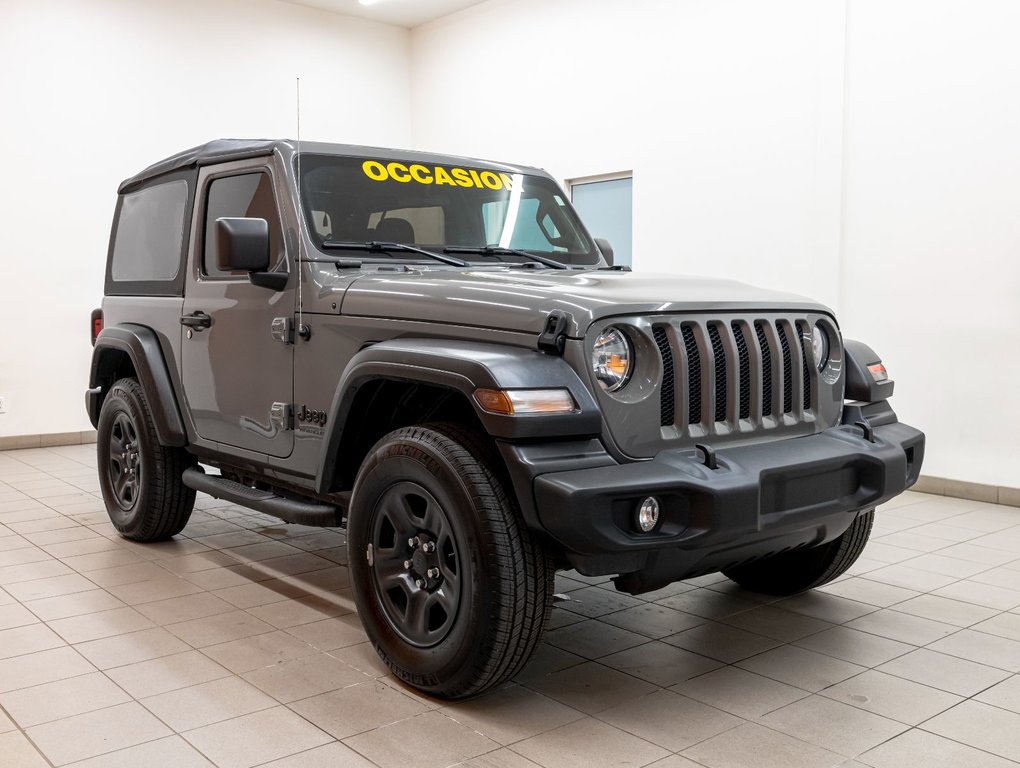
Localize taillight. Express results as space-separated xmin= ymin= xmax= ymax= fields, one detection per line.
xmin=91 ymin=308 xmax=103 ymax=346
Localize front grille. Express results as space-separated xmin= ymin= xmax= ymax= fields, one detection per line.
xmin=655 ymin=314 xmax=816 ymax=433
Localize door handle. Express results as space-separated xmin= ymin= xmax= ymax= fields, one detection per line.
xmin=180 ymin=311 xmax=213 ymax=330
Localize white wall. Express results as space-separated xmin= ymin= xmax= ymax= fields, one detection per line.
xmin=0 ymin=0 xmax=410 ymax=438
xmin=411 ymin=0 xmax=1020 ymax=487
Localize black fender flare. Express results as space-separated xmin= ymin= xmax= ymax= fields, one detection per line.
xmin=87 ymin=324 xmax=187 ymax=447
xmin=844 ymin=339 xmax=895 ymax=403
xmin=314 ymin=338 xmax=602 ymax=494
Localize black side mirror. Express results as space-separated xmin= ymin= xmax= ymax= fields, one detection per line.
xmin=595 ymin=237 xmax=614 ymax=266
xmin=216 ymin=217 xmax=287 ymax=290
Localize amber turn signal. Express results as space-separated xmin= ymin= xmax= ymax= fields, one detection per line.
xmin=474 ymin=388 xmax=577 ymax=415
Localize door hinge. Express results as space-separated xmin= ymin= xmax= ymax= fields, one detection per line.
xmin=271 ymin=317 xmax=294 ymax=344
xmin=270 ymin=402 xmax=292 ymax=431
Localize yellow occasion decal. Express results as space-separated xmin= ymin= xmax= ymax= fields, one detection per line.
xmin=362 ymin=160 xmax=514 ymax=191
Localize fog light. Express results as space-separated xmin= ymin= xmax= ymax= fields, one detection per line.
xmin=636 ymin=497 xmax=660 ymax=532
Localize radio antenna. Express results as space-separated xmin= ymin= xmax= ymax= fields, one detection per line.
xmin=295 ymin=77 xmax=307 ymax=340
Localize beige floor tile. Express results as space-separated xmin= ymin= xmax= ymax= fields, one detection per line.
xmin=48 ymin=606 xmax=155 ymax=644
xmin=329 ymin=641 xmax=395 ymax=679
xmin=845 ymin=608 xmax=957 ymax=645
xmin=439 ymin=683 xmax=583 ymax=745
xmin=85 ymin=562 xmax=169 ymax=588
xmin=157 ymin=550 xmax=240 ymax=575
xmin=453 ymin=748 xmax=544 ymax=768
xmin=203 ymin=629 xmax=318 ymax=674
xmin=923 ymin=700 xmax=1020 ymax=762
xmin=134 ymin=592 xmax=235 ymax=626
xmin=0 ymin=602 xmax=39 ymax=630
xmin=598 ymin=689 xmax=740 ymax=752
xmin=793 ymin=625 xmax=914 ymax=668
xmin=971 ymin=612 xmax=1020 ymax=643
xmin=862 ymin=563 xmax=959 ymax=592
xmin=344 ymin=711 xmax=499 ymax=768
xmin=655 ymin=589 xmax=760 ymax=619
xmin=662 ymin=621 xmax=781 ymax=663
xmin=0 ymin=559 xmax=74 ymax=587
xmin=775 ymin=591 xmax=877 ymax=624
xmin=0 ymin=646 xmax=96 ymax=692
xmin=543 ymin=619 xmax=648 ymax=659
xmin=927 ymin=629 xmax=1020 ymax=672
xmin=822 ymin=669 xmax=962 ymax=725
xmin=4 ymin=572 xmax=97 ymax=602
xmin=107 ymin=576 xmax=206 ymax=605
xmin=891 ymin=593 xmax=999 ymax=627
xmin=62 ymin=549 xmax=146 ymax=573
xmin=27 ymin=701 xmax=172 ymax=765
xmin=860 ymin=728 xmax=1018 ymax=768
xmin=0 ymin=707 xmax=13 ymax=733
xmin=62 ymin=735 xmax=216 ymax=768
xmin=737 ymin=644 xmax=865 ymax=692
xmin=24 ymin=588 xmax=126 ymax=621
xmin=599 ymin=640 xmax=722 ymax=687
xmin=975 ymin=674 xmax=1020 ymax=713
xmin=721 ymin=605 xmax=833 ymax=643
xmin=248 ymin=553 xmax=337 ymax=578
xmin=212 ymin=579 xmax=308 ymax=609
xmin=759 ymin=695 xmax=908 ymax=757
xmin=166 ymin=610 xmax=274 ymax=648
xmin=224 ymin=541 xmax=305 ymax=564
xmin=0 ymin=730 xmax=51 ymax=768
xmin=524 ymin=660 xmax=656 ymax=715
xmin=247 ymin=594 xmax=350 ymax=629
xmin=75 ymin=626 xmax=191 ymax=669
xmin=598 ymin=602 xmax=705 ymax=639
xmin=0 ymin=546 xmax=52 ymax=568
xmin=42 ymin=537 xmax=125 ymax=559
xmin=512 ymin=716 xmax=668 ymax=768
xmin=291 ymin=679 xmax=431 ymax=739
xmin=681 ymin=721 xmax=843 ymax=768
xmin=816 ymin=577 xmax=919 ymax=607
xmin=106 ymin=650 xmax=231 ymax=699
xmin=877 ymin=647 xmax=1012 ymax=697
xmin=556 ymin=585 xmax=644 ymax=619
xmin=183 ymin=706 xmax=333 ymax=768
xmin=180 ymin=563 xmax=274 ymax=591
xmin=903 ymin=553 xmax=991 ymax=578
xmin=670 ymin=666 xmax=808 ymax=719
xmin=242 ymin=652 xmax=367 ymax=702
xmin=142 ymin=675 xmax=276 ymax=731
xmin=255 ymin=741 xmax=376 ymax=768
xmin=0 ymin=671 xmax=130 ymax=728
xmin=933 ymin=581 xmax=1020 ymax=611
xmin=0 ymin=622 xmax=65 ymax=659
xmin=285 ymin=614 xmax=367 ymax=651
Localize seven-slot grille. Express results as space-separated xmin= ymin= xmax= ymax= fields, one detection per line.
xmin=653 ymin=317 xmax=815 ymax=431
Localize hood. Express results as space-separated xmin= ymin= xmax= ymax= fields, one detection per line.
xmin=338 ymin=268 xmax=834 ymax=336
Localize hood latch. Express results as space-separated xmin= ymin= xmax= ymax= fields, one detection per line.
xmin=537 ymin=311 xmax=573 ymax=356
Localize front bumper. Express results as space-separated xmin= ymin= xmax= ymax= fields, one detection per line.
xmin=515 ymin=419 xmax=923 ymax=593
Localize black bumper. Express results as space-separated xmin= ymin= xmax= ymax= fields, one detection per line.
xmin=508 ymin=419 xmax=924 ymax=593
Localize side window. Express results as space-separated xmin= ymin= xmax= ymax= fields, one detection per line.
xmin=111 ymin=179 xmax=188 ymax=282
xmin=203 ymin=172 xmax=284 ymax=278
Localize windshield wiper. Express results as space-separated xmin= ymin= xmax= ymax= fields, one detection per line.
xmin=443 ymin=245 xmax=569 ymax=270
xmin=322 ymin=240 xmax=468 ymax=267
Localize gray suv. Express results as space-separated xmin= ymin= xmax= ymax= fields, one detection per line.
xmin=87 ymin=139 xmax=924 ymax=698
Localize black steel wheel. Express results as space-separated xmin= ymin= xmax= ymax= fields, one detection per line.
xmin=97 ymin=378 xmax=195 ymax=541
xmin=348 ymin=424 xmax=553 ymax=699
xmin=723 ymin=509 xmax=874 ymax=595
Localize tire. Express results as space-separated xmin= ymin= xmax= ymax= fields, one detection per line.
xmin=348 ymin=424 xmax=554 ymax=699
xmin=97 ymin=377 xmax=195 ymax=541
xmin=722 ymin=510 xmax=874 ymax=596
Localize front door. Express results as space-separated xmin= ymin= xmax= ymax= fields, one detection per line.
xmin=181 ymin=163 xmax=294 ymax=458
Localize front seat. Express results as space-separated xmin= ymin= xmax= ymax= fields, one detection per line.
xmin=372 ymin=217 xmax=415 ymax=243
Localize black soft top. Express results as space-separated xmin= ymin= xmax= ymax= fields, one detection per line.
xmin=118 ymin=139 xmax=544 ymax=194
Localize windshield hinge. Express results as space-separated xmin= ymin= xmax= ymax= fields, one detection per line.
xmin=537 ymin=311 xmax=573 ymax=356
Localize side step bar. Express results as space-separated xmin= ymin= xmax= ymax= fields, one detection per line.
xmin=182 ymin=467 xmax=342 ymax=527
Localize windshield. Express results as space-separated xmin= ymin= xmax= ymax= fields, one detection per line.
xmin=298 ymin=154 xmax=599 ymax=265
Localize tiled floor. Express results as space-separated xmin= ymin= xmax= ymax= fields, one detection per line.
xmin=0 ymin=445 xmax=1019 ymax=768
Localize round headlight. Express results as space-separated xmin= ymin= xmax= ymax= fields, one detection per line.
xmin=811 ymin=325 xmax=830 ymax=371
xmin=592 ymin=327 xmax=633 ymax=392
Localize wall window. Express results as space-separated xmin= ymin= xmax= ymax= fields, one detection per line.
xmin=569 ymin=174 xmax=633 ymax=267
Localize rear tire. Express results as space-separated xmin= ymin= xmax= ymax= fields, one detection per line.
xmin=723 ymin=510 xmax=874 ymax=595
xmin=97 ymin=378 xmax=195 ymax=541
xmin=348 ymin=424 xmax=553 ymax=699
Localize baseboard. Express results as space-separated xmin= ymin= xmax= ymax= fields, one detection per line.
xmin=914 ymin=474 xmax=1020 ymax=509
xmin=0 ymin=431 xmax=97 ymax=450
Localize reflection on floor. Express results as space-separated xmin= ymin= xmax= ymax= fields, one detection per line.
xmin=1 ymin=444 xmax=1019 ymax=768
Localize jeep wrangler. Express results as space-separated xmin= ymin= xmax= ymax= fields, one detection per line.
xmin=87 ymin=139 xmax=924 ymax=698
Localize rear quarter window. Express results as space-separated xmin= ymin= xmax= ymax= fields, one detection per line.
xmin=105 ymin=172 xmax=194 ymax=296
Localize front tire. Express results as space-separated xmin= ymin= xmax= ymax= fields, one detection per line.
xmin=348 ymin=424 xmax=553 ymax=699
xmin=723 ymin=509 xmax=874 ymax=595
xmin=97 ymin=378 xmax=195 ymax=541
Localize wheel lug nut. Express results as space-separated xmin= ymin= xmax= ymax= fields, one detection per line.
xmin=415 ymin=579 xmax=425 ymax=589
xmin=427 ymin=568 xmax=439 ymax=578
xmin=424 ymin=542 xmax=435 ymax=553
xmin=403 ymin=560 xmax=411 ymax=569
xmin=408 ymin=537 xmax=418 ymax=548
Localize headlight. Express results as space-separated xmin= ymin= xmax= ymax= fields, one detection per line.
xmin=592 ymin=327 xmax=633 ymax=392
xmin=811 ymin=325 xmax=830 ymax=371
